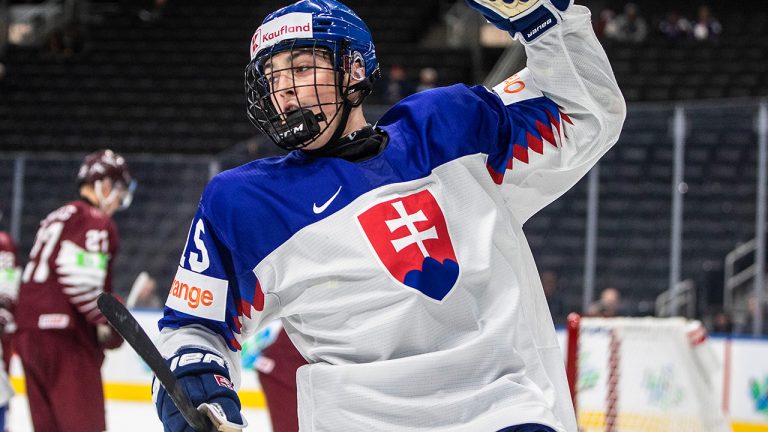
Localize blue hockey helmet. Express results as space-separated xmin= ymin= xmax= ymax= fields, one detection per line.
xmin=245 ymin=0 xmax=380 ymax=150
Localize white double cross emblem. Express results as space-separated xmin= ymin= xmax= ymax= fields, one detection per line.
xmin=385 ymin=201 xmax=438 ymax=257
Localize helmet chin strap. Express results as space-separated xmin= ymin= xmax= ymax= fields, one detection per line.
xmin=322 ymin=66 xmax=372 ymax=146
xmin=325 ymin=99 xmax=353 ymax=146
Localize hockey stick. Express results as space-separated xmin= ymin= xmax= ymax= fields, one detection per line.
xmin=126 ymin=271 xmax=150 ymax=308
xmin=96 ymin=292 xmax=215 ymax=432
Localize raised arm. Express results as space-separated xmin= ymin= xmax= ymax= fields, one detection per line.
xmin=468 ymin=0 xmax=626 ymax=223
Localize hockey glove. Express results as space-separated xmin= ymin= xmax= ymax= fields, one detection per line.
xmin=96 ymin=323 xmax=124 ymax=349
xmin=154 ymin=348 xmax=247 ymax=432
xmin=465 ymin=0 xmax=573 ymax=43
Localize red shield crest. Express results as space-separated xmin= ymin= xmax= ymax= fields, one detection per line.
xmin=357 ymin=190 xmax=459 ymax=301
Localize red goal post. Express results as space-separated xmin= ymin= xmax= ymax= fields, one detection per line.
xmin=566 ymin=313 xmax=731 ymax=432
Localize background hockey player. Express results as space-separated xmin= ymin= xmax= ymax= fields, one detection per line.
xmin=0 ymin=212 xmax=20 ymax=432
xmin=255 ymin=324 xmax=306 ymax=432
xmin=154 ymin=0 xmax=625 ymax=430
xmin=15 ymin=150 xmax=135 ymax=432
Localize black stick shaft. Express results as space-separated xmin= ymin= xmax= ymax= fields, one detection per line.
xmin=97 ymin=293 xmax=215 ymax=432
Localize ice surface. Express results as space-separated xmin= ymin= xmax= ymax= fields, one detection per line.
xmin=8 ymin=396 xmax=272 ymax=431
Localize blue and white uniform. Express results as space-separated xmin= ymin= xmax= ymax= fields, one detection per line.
xmin=158 ymin=6 xmax=625 ymax=431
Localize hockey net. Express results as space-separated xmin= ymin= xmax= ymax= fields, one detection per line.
xmin=566 ymin=315 xmax=731 ymax=432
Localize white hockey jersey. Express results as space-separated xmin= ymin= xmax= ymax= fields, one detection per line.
xmin=158 ymin=6 xmax=626 ymax=431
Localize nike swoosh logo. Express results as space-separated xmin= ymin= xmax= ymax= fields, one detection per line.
xmin=312 ymin=186 xmax=342 ymax=214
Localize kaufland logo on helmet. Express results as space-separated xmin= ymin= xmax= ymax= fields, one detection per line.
xmin=262 ymin=23 xmax=311 ymax=43
xmin=250 ymin=12 xmax=313 ymax=60
xmin=250 ymin=28 xmax=261 ymax=57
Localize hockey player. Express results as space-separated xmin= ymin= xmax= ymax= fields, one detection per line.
xmin=0 ymin=213 xmax=20 ymax=432
xmin=15 ymin=150 xmax=135 ymax=432
xmin=155 ymin=0 xmax=625 ymax=430
xmin=255 ymin=326 xmax=306 ymax=432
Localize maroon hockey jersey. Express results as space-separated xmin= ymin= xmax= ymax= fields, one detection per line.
xmin=16 ymin=200 xmax=119 ymax=340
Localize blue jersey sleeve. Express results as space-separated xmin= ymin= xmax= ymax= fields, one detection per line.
xmin=377 ymin=81 xmax=565 ymax=186
xmin=158 ymin=205 xmax=259 ymax=352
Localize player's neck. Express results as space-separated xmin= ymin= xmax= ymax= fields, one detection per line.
xmin=79 ymin=185 xmax=99 ymax=208
xmin=303 ymin=125 xmax=387 ymax=162
xmin=342 ymin=108 xmax=368 ymax=137
xmin=79 ymin=185 xmax=115 ymax=216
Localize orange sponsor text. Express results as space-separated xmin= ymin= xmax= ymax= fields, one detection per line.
xmin=170 ymin=278 xmax=214 ymax=309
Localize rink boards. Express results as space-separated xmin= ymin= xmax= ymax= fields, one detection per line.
xmin=8 ymin=309 xmax=768 ymax=431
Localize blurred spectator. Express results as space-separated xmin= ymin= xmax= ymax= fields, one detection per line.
xmin=46 ymin=0 xmax=88 ymax=58
xmin=593 ymin=8 xmax=617 ymax=40
xmin=138 ymin=0 xmax=167 ymax=23
xmin=607 ymin=3 xmax=648 ymax=43
xmin=658 ymin=11 xmax=692 ymax=41
xmin=540 ymin=271 xmax=565 ymax=324
xmin=710 ymin=310 xmax=733 ymax=334
xmin=416 ymin=67 xmax=438 ymax=93
xmin=740 ymin=295 xmax=768 ymax=335
xmin=587 ymin=287 xmax=624 ymax=317
xmin=692 ymin=5 xmax=721 ymax=41
xmin=376 ymin=64 xmax=415 ymax=105
xmin=120 ymin=0 xmax=167 ymax=23
xmin=47 ymin=26 xmax=84 ymax=58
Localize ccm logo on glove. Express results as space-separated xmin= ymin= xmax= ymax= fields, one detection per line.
xmin=166 ymin=266 xmax=228 ymax=321
xmin=214 ymin=374 xmax=235 ymax=391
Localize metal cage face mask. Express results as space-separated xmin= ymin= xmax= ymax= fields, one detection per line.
xmin=245 ymin=42 xmax=356 ymax=151
xmin=244 ymin=0 xmax=380 ymax=151
xmin=93 ymin=178 xmax=136 ymax=213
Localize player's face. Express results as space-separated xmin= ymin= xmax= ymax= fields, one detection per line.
xmin=99 ymin=180 xmax=130 ymax=217
xmin=263 ymin=49 xmax=345 ymax=150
